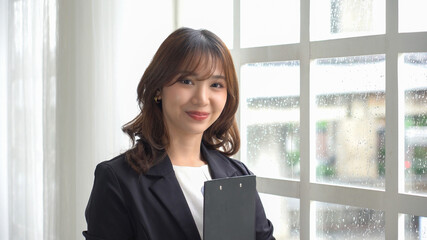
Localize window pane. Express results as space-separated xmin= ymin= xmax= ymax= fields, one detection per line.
xmin=311 ymin=0 xmax=385 ymax=40
xmin=315 ymin=202 xmax=385 ymax=239
xmin=260 ymin=194 xmax=299 ymax=239
xmin=400 ymin=53 xmax=427 ymax=196
xmin=399 ymin=0 xmax=427 ymax=33
xmin=240 ymin=0 xmax=299 ymax=48
xmin=178 ymin=0 xmax=233 ymax=48
xmin=403 ymin=214 xmax=427 ymax=239
xmin=241 ymin=61 xmax=300 ymax=179
xmin=312 ymin=55 xmax=386 ymax=189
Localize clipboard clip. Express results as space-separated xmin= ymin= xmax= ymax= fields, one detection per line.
xmin=219 ymin=182 xmax=243 ymax=190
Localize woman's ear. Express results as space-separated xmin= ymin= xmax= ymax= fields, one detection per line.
xmin=154 ymin=90 xmax=162 ymax=103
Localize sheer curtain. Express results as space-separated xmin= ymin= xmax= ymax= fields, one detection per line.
xmin=1 ymin=1 xmax=9 ymax=239
xmin=58 ymin=1 xmax=173 ymax=238
xmin=1 ymin=0 xmax=57 ymax=239
xmin=2 ymin=0 xmax=173 ymax=239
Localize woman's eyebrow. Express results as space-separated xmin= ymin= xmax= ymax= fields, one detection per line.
xmin=211 ymin=74 xmax=226 ymax=80
xmin=179 ymin=72 xmax=225 ymax=80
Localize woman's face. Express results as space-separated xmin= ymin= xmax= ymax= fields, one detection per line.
xmin=160 ymin=63 xmax=227 ymax=140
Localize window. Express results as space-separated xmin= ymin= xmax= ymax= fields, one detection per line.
xmin=315 ymin=202 xmax=385 ymax=239
xmin=400 ymin=52 xmax=427 ymax=196
xmin=178 ymin=0 xmax=427 ymax=238
xmin=399 ymin=0 xmax=427 ymax=33
xmin=310 ymin=0 xmax=385 ymax=40
xmin=241 ymin=61 xmax=300 ymax=180
xmin=240 ymin=0 xmax=300 ymax=47
xmin=260 ymin=193 xmax=300 ymax=239
xmin=403 ymin=214 xmax=427 ymax=239
xmin=312 ymin=54 xmax=386 ymax=189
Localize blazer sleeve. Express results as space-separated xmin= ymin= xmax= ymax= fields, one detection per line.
xmin=83 ymin=163 xmax=135 ymax=240
xmin=239 ymin=161 xmax=276 ymax=240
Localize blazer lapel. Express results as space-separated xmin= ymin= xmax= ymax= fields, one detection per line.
xmin=146 ymin=155 xmax=201 ymax=240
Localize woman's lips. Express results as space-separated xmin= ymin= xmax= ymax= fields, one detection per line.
xmin=186 ymin=111 xmax=209 ymax=121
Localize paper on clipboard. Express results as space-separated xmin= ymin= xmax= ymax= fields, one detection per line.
xmin=203 ymin=175 xmax=256 ymax=240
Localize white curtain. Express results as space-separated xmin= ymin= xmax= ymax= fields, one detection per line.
xmin=1 ymin=0 xmax=174 ymax=239
xmin=0 ymin=0 xmax=9 ymax=239
xmin=1 ymin=0 xmax=57 ymax=239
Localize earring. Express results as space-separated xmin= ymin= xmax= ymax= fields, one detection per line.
xmin=154 ymin=95 xmax=161 ymax=103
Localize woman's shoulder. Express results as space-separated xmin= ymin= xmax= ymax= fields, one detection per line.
xmin=204 ymin=147 xmax=254 ymax=176
xmin=97 ymin=153 xmax=126 ymax=169
xmin=223 ymin=155 xmax=254 ymax=175
xmin=94 ymin=153 xmax=139 ymax=180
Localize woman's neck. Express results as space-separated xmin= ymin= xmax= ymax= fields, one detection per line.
xmin=166 ymin=135 xmax=206 ymax=167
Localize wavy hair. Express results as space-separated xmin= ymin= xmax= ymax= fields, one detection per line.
xmin=122 ymin=27 xmax=240 ymax=174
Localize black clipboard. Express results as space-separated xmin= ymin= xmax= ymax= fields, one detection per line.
xmin=203 ymin=175 xmax=256 ymax=240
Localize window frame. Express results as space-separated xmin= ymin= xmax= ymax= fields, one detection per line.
xmin=230 ymin=0 xmax=427 ymax=239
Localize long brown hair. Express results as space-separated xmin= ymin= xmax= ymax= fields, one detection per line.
xmin=122 ymin=27 xmax=240 ymax=174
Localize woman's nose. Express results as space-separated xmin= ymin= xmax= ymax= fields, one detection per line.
xmin=191 ymin=85 xmax=209 ymax=106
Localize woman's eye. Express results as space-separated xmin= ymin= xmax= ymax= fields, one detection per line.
xmin=211 ymin=83 xmax=224 ymax=88
xmin=180 ymin=79 xmax=192 ymax=85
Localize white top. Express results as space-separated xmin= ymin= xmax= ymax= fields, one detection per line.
xmin=173 ymin=164 xmax=212 ymax=239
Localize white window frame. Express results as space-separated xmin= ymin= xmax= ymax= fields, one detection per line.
xmin=231 ymin=0 xmax=427 ymax=239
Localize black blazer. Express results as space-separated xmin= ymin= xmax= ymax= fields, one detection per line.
xmin=83 ymin=144 xmax=275 ymax=240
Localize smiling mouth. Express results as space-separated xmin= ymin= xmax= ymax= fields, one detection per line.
xmin=186 ymin=111 xmax=209 ymax=121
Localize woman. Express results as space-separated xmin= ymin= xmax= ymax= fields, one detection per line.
xmin=83 ymin=27 xmax=275 ymax=240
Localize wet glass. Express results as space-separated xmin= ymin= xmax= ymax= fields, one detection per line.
xmin=311 ymin=0 xmax=385 ymax=40
xmin=240 ymin=0 xmax=299 ymax=48
xmin=400 ymin=53 xmax=427 ymax=196
xmin=312 ymin=55 xmax=386 ymax=189
xmin=259 ymin=193 xmax=299 ymax=240
xmin=178 ymin=0 xmax=233 ymax=48
xmin=241 ymin=61 xmax=300 ymax=179
xmin=403 ymin=214 xmax=427 ymax=239
xmin=315 ymin=202 xmax=385 ymax=239
xmin=399 ymin=0 xmax=427 ymax=33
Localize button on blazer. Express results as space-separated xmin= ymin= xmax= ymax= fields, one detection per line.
xmin=83 ymin=144 xmax=275 ymax=240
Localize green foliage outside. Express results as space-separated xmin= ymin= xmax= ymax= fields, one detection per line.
xmin=316 ymin=164 xmax=336 ymax=177
xmin=378 ymin=147 xmax=386 ymax=176
xmin=285 ymin=151 xmax=300 ymax=166
xmin=412 ymin=146 xmax=427 ymax=175
xmin=405 ymin=114 xmax=427 ymax=127
xmin=316 ymin=121 xmax=328 ymax=132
